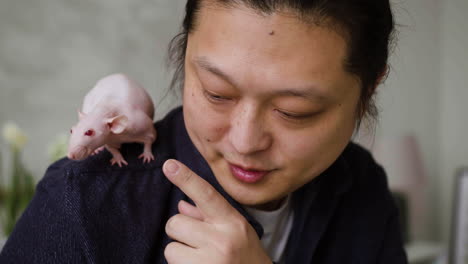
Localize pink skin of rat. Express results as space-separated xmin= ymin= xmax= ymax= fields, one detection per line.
xmin=67 ymin=73 xmax=157 ymax=167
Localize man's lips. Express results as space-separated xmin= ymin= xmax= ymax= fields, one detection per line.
xmin=228 ymin=163 xmax=271 ymax=183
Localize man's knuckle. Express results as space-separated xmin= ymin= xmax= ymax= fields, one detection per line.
xmin=201 ymin=185 xmax=217 ymax=203
xmin=213 ymin=235 xmax=237 ymax=257
xmin=181 ymin=169 xmax=195 ymax=185
xmin=234 ymin=217 xmax=249 ymax=233
xmin=230 ymin=215 xmax=245 ymax=225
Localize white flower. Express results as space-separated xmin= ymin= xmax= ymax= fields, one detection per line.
xmin=2 ymin=121 xmax=28 ymax=151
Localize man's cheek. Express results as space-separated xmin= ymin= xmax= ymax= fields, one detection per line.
xmin=200 ymin=123 xmax=227 ymax=143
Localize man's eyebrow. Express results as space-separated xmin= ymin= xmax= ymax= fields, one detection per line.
xmin=194 ymin=56 xmax=328 ymax=101
xmin=194 ymin=56 xmax=239 ymax=87
xmin=274 ymin=88 xmax=328 ymax=101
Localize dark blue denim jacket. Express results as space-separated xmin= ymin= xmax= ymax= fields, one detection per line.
xmin=0 ymin=107 xmax=407 ymax=263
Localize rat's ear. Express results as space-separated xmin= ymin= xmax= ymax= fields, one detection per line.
xmin=106 ymin=115 xmax=128 ymax=134
xmin=78 ymin=110 xmax=86 ymax=121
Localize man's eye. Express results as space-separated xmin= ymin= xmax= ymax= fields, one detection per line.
xmin=203 ymin=90 xmax=231 ymax=103
xmin=276 ymin=110 xmax=315 ymax=121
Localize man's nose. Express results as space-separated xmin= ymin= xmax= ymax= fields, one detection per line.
xmin=228 ymin=107 xmax=272 ymax=155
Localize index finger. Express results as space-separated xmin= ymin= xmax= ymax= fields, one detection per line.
xmin=163 ymin=159 xmax=237 ymax=222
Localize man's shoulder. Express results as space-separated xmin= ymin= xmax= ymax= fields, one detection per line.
xmin=342 ymin=142 xmax=389 ymax=193
xmin=312 ymin=142 xmax=388 ymax=198
xmin=37 ymin=107 xmax=185 ymax=220
xmin=38 ymin=151 xmax=173 ymax=226
xmin=334 ymin=142 xmax=397 ymax=222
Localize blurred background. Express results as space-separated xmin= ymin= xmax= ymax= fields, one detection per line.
xmin=0 ymin=0 xmax=466 ymax=263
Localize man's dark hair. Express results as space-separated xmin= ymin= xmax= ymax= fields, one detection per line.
xmin=168 ymin=0 xmax=396 ymax=124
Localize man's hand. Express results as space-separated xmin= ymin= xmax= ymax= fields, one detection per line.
xmin=162 ymin=159 xmax=272 ymax=264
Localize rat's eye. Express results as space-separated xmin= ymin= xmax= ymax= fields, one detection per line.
xmin=70 ymin=129 xmax=73 ymax=134
xmin=84 ymin=129 xmax=94 ymax=136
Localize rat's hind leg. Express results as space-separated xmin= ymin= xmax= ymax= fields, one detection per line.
xmin=138 ymin=140 xmax=155 ymax=163
xmin=137 ymin=126 xmax=157 ymax=163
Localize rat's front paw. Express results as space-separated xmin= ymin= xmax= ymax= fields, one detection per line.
xmin=92 ymin=146 xmax=105 ymax=155
xmin=110 ymin=156 xmax=129 ymax=167
xmin=138 ymin=152 xmax=155 ymax=163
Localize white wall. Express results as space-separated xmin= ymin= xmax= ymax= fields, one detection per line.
xmin=374 ymin=0 xmax=441 ymax=241
xmin=375 ymin=0 xmax=468 ymax=244
xmin=440 ymin=0 xmax=468 ymax=243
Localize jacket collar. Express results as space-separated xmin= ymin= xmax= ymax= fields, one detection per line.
xmin=285 ymin=152 xmax=353 ymax=263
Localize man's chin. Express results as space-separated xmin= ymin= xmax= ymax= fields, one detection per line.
xmin=232 ymin=193 xmax=286 ymax=211
xmin=216 ymin=178 xmax=274 ymax=207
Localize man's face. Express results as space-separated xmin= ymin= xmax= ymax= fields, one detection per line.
xmin=182 ymin=4 xmax=360 ymax=210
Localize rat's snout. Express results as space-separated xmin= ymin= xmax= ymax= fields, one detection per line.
xmin=67 ymin=153 xmax=81 ymax=160
xmin=67 ymin=146 xmax=90 ymax=161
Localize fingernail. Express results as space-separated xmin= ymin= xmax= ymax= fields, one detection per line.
xmin=164 ymin=160 xmax=179 ymax=175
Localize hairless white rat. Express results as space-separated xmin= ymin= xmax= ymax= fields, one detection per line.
xmin=67 ymin=73 xmax=157 ymax=167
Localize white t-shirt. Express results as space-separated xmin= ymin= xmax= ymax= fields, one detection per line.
xmin=244 ymin=196 xmax=294 ymax=263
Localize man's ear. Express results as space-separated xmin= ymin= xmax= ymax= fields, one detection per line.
xmin=368 ymin=65 xmax=389 ymax=97
xmin=376 ymin=65 xmax=389 ymax=88
xmin=78 ymin=110 xmax=86 ymax=121
xmin=106 ymin=115 xmax=128 ymax=134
